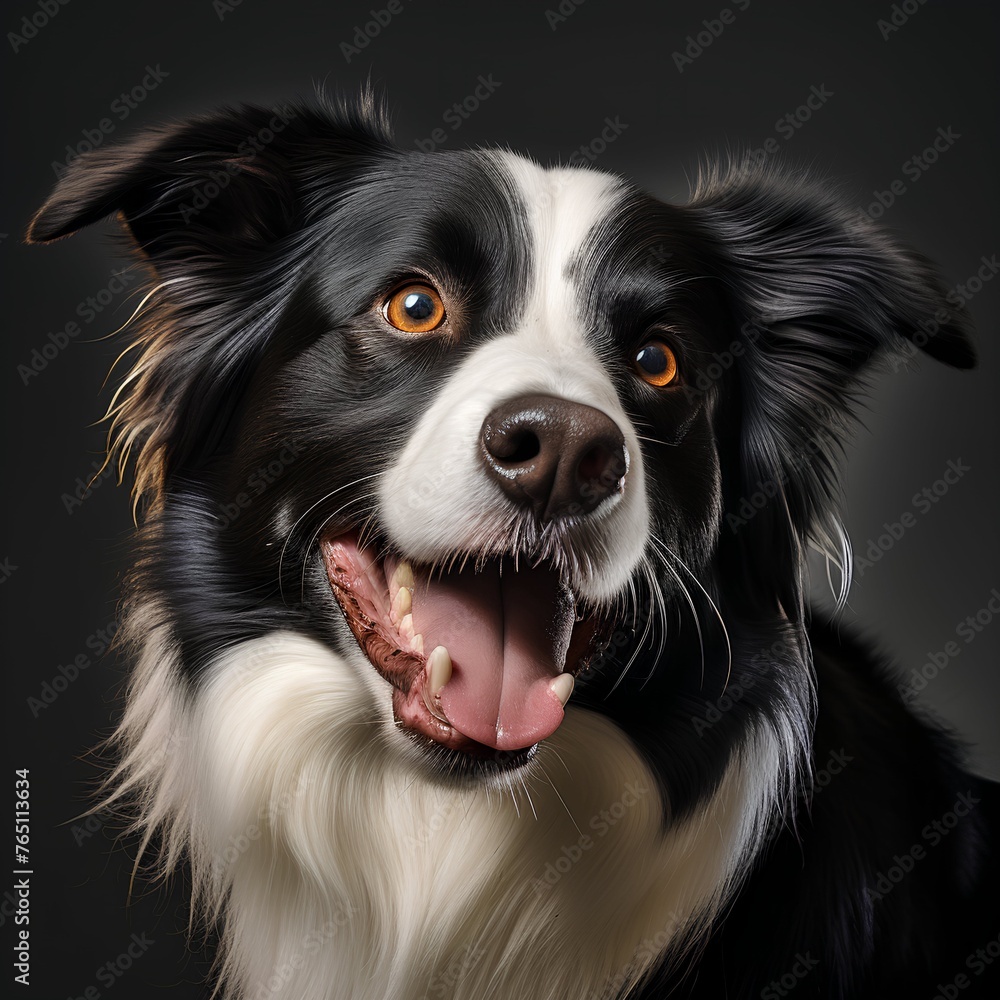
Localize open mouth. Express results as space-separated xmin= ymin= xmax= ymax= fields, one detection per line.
xmin=321 ymin=533 xmax=604 ymax=759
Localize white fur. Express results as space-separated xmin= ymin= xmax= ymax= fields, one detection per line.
xmin=379 ymin=157 xmax=648 ymax=604
xmin=110 ymin=629 xmax=792 ymax=1000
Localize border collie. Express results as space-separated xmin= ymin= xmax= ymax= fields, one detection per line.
xmin=29 ymin=92 xmax=998 ymax=999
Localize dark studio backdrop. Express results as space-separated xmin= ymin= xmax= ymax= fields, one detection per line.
xmin=1 ymin=0 xmax=997 ymax=996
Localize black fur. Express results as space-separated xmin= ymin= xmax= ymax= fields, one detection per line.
xmin=28 ymin=93 xmax=997 ymax=998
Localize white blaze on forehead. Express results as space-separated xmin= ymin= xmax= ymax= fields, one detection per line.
xmin=378 ymin=154 xmax=648 ymax=601
xmin=498 ymin=152 xmax=626 ymax=350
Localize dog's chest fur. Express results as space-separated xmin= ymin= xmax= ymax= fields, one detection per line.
xmin=125 ymin=632 xmax=784 ymax=1000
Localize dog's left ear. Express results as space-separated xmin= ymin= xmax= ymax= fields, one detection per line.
xmin=25 ymin=94 xmax=395 ymax=506
xmin=26 ymin=96 xmax=393 ymax=263
xmin=687 ymin=163 xmax=976 ymax=371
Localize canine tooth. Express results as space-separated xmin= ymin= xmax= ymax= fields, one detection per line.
xmin=392 ymin=560 xmax=415 ymax=592
xmin=421 ymin=646 xmax=452 ymax=724
xmin=422 ymin=686 xmax=450 ymax=725
xmin=427 ymin=645 xmax=453 ymax=696
xmin=549 ymin=673 xmax=575 ymax=708
xmin=411 ymin=634 xmax=424 ymax=655
xmin=391 ymin=585 xmax=412 ymax=623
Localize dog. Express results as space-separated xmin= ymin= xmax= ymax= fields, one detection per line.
xmin=29 ymin=92 xmax=998 ymax=999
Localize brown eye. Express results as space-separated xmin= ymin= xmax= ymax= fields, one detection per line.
xmin=383 ymin=283 xmax=446 ymax=333
xmin=634 ymin=339 xmax=679 ymax=387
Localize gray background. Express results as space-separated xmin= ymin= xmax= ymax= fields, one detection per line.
xmin=2 ymin=0 xmax=997 ymax=995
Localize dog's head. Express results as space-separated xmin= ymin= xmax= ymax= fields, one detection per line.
xmin=29 ymin=95 xmax=974 ymax=777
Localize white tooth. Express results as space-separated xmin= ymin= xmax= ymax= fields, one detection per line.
xmin=549 ymin=673 xmax=575 ymax=708
xmin=391 ymin=585 xmax=412 ymax=623
xmin=399 ymin=613 xmax=415 ymax=641
xmin=422 ymin=685 xmax=450 ymax=725
xmin=392 ymin=560 xmax=415 ymax=592
xmin=411 ymin=633 xmax=424 ymax=655
xmin=421 ymin=646 xmax=452 ymax=725
xmin=427 ymin=645 xmax=453 ymax=696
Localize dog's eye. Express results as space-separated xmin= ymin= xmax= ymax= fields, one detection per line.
xmin=383 ymin=283 xmax=446 ymax=333
xmin=634 ymin=339 xmax=679 ymax=387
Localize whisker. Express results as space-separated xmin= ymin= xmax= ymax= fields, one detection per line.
xmin=277 ymin=474 xmax=382 ymax=599
xmin=651 ymin=537 xmax=732 ymax=694
xmin=536 ymin=762 xmax=583 ymax=838
xmin=294 ymin=490 xmax=382 ymax=602
xmin=519 ymin=774 xmax=538 ymax=822
xmin=607 ymin=556 xmax=661 ymax=696
xmin=647 ymin=540 xmax=705 ymax=690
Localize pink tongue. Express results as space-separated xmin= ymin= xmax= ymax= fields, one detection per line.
xmin=411 ymin=560 xmax=576 ymax=751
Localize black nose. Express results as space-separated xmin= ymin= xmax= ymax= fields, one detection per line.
xmin=480 ymin=394 xmax=628 ymax=521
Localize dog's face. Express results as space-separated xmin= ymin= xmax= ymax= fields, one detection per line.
xmin=212 ymin=152 xmax=731 ymax=765
xmin=28 ymin=97 xmax=974 ymax=780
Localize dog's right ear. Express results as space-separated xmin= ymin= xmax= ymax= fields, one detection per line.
xmin=26 ymin=96 xmax=393 ymax=263
xmin=25 ymin=95 xmax=395 ymax=507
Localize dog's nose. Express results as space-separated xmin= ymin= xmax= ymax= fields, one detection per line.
xmin=480 ymin=394 xmax=628 ymax=521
